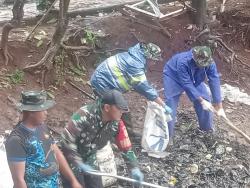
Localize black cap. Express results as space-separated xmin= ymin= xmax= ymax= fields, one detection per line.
xmin=101 ymin=90 xmax=129 ymax=111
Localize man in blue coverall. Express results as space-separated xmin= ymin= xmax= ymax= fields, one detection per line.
xmin=91 ymin=43 xmax=172 ymax=135
xmin=163 ymin=46 xmax=226 ymax=137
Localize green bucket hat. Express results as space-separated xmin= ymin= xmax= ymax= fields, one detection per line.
xmin=192 ymin=46 xmax=213 ymax=67
xmin=17 ymin=91 xmax=55 ymax=112
xmin=141 ymin=43 xmax=162 ymax=61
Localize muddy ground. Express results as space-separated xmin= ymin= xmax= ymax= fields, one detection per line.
xmin=0 ymin=0 xmax=250 ymax=187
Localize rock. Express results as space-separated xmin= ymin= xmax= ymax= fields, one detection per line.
xmin=190 ymin=164 xmax=199 ymax=174
xmin=216 ymin=145 xmax=225 ymax=155
xmin=186 ymin=24 xmax=193 ymax=30
xmin=98 ymin=12 xmax=104 ymax=17
xmin=75 ymin=15 xmax=82 ymax=19
xmin=206 ymin=154 xmax=213 ymax=160
xmin=4 ymin=130 xmax=11 ymax=135
xmin=179 ymin=144 xmax=189 ymax=151
xmin=226 ymin=147 xmax=233 ymax=153
xmin=168 ymin=176 xmax=177 ymax=186
xmin=146 ymin=165 xmax=151 ymax=172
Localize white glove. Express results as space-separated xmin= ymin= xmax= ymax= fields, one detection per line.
xmin=216 ymin=108 xmax=227 ymax=119
xmin=200 ymin=100 xmax=214 ymax=112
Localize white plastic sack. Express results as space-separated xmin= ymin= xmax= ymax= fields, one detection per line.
xmin=141 ymin=102 xmax=172 ymax=158
xmin=96 ymin=142 xmax=117 ymax=187
xmin=221 ymin=84 xmax=250 ymax=106
xmin=0 ymin=136 xmax=13 ymax=188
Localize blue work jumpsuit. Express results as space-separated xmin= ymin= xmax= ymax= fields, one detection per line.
xmin=163 ymin=50 xmax=222 ymax=137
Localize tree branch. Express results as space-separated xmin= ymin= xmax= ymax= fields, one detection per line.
xmin=25 ymin=0 xmax=59 ymax=41
xmin=60 ymin=41 xmax=93 ymax=50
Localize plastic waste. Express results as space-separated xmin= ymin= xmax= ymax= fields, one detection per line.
xmin=141 ymin=101 xmax=171 ymax=158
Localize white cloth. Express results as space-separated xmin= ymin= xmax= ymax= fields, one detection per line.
xmin=0 ymin=136 xmax=13 ymax=188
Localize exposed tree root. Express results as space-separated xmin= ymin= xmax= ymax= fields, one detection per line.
xmin=23 ymin=45 xmax=58 ymax=70
xmin=1 ymin=23 xmax=14 ymax=65
xmin=61 ymin=42 xmax=93 ymax=51
xmin=23 ymin=0 xmax=71 ymax=87
xmin=0 ymin=0 xmax=24 ymax=65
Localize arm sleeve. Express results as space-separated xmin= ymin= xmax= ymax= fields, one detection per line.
xmin=122 ymin=150 xmax=138 ymax=169
xmin=115 ymin=120 xmax=138 ymax=169
xmin=5 ymin=136 xmax=26 ymax=162
xmin=127 ymin=67 xmax=158 ymax=101
xmin=177 ymin=63 xmax=202 ymax=102
xmin=133 ymin=80 xmax=158 ymax=101
xmin=206 ymin=63 xmax=222 ymax=103
xmin=60 ymin=110 xmax=86 ymax=166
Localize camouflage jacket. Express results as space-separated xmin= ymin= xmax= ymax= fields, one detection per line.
xmin=61 ymin=99 xmax=138 ymax=170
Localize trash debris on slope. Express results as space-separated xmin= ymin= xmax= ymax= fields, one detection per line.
xmin=116 ymin=112 xmax=250 ymax=187
xmin=221 ymin=84 xmax=250 ymax=106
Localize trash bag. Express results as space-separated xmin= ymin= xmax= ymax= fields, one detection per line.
xmin=96 ymin=142 xmax=117 ymax=187
xmin=141 ymin=101 xmax=171 ymax=158
xmin=0 ymin=135 xmax=13 ymax=188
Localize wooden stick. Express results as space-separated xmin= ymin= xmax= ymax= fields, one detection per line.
xmin=213 ymin=108 xmax=250 ymax=144
xmin=25 ymin=0 xmax=58 ymax=41
xmin=121 ymin=9 xmax=162 ymax=30
xmin=221 ymin=116 xmax=250 ymax=144
xmin=154 ymin=20 xmax=172 ymax=38
xmin=66 ymin=79 xmax=95 ymax=100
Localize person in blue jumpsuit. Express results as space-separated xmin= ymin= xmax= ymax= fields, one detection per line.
xmin=91 ymin=43 xmax=172 ymax=135
xmin=163 ymin=46 xmax=226 ymax=138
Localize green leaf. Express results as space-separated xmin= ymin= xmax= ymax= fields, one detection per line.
xmin=37 ymin=40 xmax=43 ymax=47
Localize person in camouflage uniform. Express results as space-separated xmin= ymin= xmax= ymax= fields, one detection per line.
xmin=61 ymin=90 xmax=144 ymax=188
xmin=90 ymin=42 xmax=172 ymax=136
xmin=163 ymin=46 xmax=226 ymax=138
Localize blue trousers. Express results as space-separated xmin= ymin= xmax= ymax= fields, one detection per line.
xmin=165 ymin=83 xmax=213 ymax=137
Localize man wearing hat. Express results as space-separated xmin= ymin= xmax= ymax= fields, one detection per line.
xmin=5 ymin=91 xmax=82 ymax=188
xmin=91 ymin=43 xmax=172 ymax=135
xmin=163 ymin=46 xmax=227 ymax=138
xmin=61 ymin=90 xmax=144 ymax=188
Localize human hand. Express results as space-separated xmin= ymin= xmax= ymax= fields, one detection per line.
xmin=164 ymin=104 xmax=173 ymax=114
xmin=78 ymin=163 xmax=94 ymax=173
xmin=200 ymin=99 xmax=214 ymax=112
xmin=216 ymin=108 xmax=227 ymax=119
xmin=131 ymin=168 xmax=144 ymax=183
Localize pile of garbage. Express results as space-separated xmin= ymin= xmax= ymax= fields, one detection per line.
xmin=221 ymin=84 xmax=250 ymax=106
xmin=117 ymin=112 xmax=250 ymax=187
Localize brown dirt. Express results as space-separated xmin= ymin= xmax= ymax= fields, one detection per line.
xmin=0 ymin=3 xmax=250 ymax=146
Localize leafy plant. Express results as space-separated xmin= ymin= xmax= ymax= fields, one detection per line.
xmin=8 ymin=69 xmax=25 ymax=84
xmin=81 ymin=30 xmax=97 ymax=46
